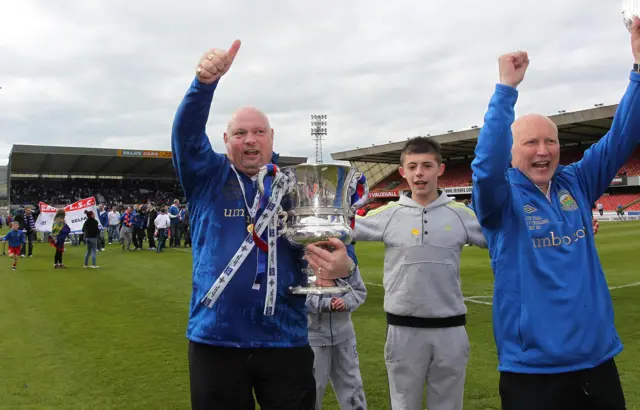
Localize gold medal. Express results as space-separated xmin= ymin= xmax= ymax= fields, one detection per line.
xmin=247 ymin=223 xmax=254 ymax=233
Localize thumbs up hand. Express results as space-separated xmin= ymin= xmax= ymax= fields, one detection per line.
xmin=196 ymin=39 xmax=241 ymax=84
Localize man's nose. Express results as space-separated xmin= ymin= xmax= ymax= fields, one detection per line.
xmin=536 ymin=143 xmax=550 ymax=156
xmin=244 ymin=132 xmax=258 ymax=144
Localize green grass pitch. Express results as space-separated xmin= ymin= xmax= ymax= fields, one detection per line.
xmin=1 ymin=221 xmax=639 ymax=409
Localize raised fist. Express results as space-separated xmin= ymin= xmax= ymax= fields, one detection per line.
xmin=498 ymin=51 xmax=529 ymax=89
xmin=196 ymin=39 xmax=241 ymax=84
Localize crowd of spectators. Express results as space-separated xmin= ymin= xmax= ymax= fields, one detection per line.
xmin=10 ymin=178 xmax=185 ymax=207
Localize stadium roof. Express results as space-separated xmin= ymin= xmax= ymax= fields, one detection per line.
xmin=331 ymin=104 xmax=617 ymax=164
xmin=8 ymin=145 xmax=307 ymax=178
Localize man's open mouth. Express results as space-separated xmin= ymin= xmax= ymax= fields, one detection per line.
xmin=532 ymin=161 xmax=550 ymax=169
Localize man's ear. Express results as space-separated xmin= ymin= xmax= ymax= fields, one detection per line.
xmin=399 ymin=166 xmax=405 ymax=178
xmin=223 ymin=132 xmax=229 ymax=145
xmin=437 ymin=163 xmax=445 ymax=177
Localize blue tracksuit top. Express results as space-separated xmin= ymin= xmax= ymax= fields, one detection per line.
xmin=98 ymin=210 xmax=109 ymax=228
xmin=172 ymin=77 xmax=357 ymax=348
xmin=3 ymin=230 xmax=25 ymax=247
xmin=471 ymin=71 xmax=640 ymax=374
xmin=132 ymin=212 xmax=146 ymax=229
xmin=169 ymin=205 xmax=180 ymax=225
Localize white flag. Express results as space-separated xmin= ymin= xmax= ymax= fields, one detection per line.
xmin=35 ymin=196 xmax=103 ymax=234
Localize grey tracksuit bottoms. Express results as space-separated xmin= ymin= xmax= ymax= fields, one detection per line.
xmin=385 ymin=325 xmax=470 ymax=410
xmin=312 ymin=337 xmax=367 ymax=410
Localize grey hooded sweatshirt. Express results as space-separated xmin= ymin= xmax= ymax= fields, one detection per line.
xmin=306 ymin=267 xmax=367 ymax=346
xmin=354 ymin=191 xmax=487 ymax=320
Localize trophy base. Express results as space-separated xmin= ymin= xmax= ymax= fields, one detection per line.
xmin=289 ymin=285 xmax=350 ymax=295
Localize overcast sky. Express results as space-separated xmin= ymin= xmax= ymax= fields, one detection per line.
xmin=0 ymin=0 xmax=635 ymax=166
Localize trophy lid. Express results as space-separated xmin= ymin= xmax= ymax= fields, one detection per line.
xmin=622 ymin=0 xmax=639 ymax=31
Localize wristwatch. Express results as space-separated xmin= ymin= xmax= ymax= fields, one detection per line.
xmin=634 ymin=63 xmax=640 ymax=72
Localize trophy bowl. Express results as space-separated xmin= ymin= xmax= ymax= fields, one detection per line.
xmin=258 ymin=163 xmax=368 ymax=295
xmin=622 ymin=0 xmax=639 ymax=31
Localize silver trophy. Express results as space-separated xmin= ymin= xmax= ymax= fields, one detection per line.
xmin=622 ymin=0 xmax=639 ymax=31
xmin=258 ymin=163 xmax=368 ymax=295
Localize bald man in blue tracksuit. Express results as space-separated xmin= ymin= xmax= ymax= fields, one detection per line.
xmin=172 ymin=41 xmax=358 ymax=410
xmin=471 ymin=41 xmax=640 ymax=409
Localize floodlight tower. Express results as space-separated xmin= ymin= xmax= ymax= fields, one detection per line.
xmin=310 ymin=114 xmax=327 ymax=164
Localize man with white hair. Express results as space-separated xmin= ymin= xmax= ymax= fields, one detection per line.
xmin=471 ymin=18 xmax=640 ymax=410
xmin=172 ymin=40 xmax=358 ymax=410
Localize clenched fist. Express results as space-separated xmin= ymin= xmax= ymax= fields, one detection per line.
xmin=498 ymin=51 xmax=529 ymax=89
xmin=196 ymin=39 xmax=241 ymax=84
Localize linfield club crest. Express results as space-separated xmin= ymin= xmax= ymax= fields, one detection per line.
xmin=558 ymin=190 xmax=579 ymax=211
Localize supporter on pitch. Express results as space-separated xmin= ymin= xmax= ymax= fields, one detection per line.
xmin=107 ymin=206 xmax=120 ymax=244
xmin=353 ymin=136 xmax=487 ymax=410
xmin=168 ymin=199 xmax=181 ymax=247
xmin=49 ymin=209 xmax=70 ymax=269
xmin=470 ymin=19 xmax=640 ymax=410
xmin=146 ymin=203 xmax=158 ymax=251
xmin=180 ymin=204 xmax=191 ymax=248
xmin=19 ymin=206 xmax=36 ymax=258
xmin=171 ymin=40 xmax=357 ymax=410
xmin=82 ymin=210 xmax=100 ymax=268
xmin=306 ymin=265 xmax=367 ymax=410
xmin=97 ymin=203 xmax=109 ymax=251
xmin=132 ymin=204 xmax=147 ymax=250
xmin=119 ymin=206 xmax=134 ymax=251
xmin=153 ymin=206 xmax=170 ymax=253
xmin=2 ymin=221 xmax=25 ymax=271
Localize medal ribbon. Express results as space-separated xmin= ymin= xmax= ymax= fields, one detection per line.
xmin=201 ymin=165 xmax=290 ymax=316
xmin=252 ymin=164 xmax=277 ymax=290
xmin=230 ymin=164 xmax=260 ymax=224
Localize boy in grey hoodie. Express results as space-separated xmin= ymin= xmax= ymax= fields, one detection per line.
xmin=306 ymin=267 xmax=368 ymax=410
xmin=354 ymin=137 xmax=487 ymax=410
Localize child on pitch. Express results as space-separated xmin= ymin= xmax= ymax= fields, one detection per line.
xmin=353 ymin=136 xmax=488 ymax=410
xmin=1 ymin=221 xmax=26 ymax=270
xmin=49 ymin=209 xmax=71 ymax=269
xmin=305 ymin=259 xmax=368 ymax=410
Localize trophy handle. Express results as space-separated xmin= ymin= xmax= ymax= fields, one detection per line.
xmin=349 ymin=172 xmax=369 ymax=213
xmin=258 ymin=164 xmax=295 ymax=200
xmin=276 ymin=209 xmax=288 ymax=236
xmin=257 ymin=164 xmax=279 ymax=196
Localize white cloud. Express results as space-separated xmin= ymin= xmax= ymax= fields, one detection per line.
xmin=0 ymin=0 xmax=636 ymax=166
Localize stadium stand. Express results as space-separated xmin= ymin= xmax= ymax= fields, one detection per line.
xmin=331 ymin=103 xmax=640 ymax=217
xmin=598 ymin=193 xmax=640 ymax=211
xmin=6 ymin=145 xmax=307 ymax=210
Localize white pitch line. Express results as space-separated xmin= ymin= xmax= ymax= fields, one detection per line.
xmin=608 ymin=281 xmax=640 ymax=291
xmin=364 ymin=281 xmax=493 ymax=306
xmin=362 ymin=281 xmax=640 ymax=308
xmin=463 ymin=298 xmax=492 ymax=306
xmin=172 ymin=251 xmax=640 ymax=301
